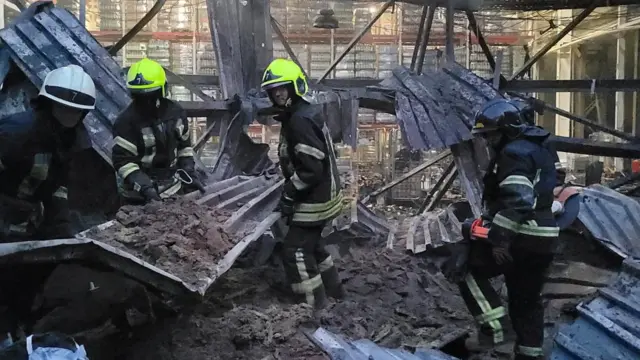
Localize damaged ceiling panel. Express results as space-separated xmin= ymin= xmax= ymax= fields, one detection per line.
xmin=577 ymin=185 xmax=640 ymax=259
xmin=0 ymin=3 xmax=130 ymax=164
xmin=551 ymin=257 xmax=640 ymax=359
xmin=380 ymin=64 xmax=500 ymax=150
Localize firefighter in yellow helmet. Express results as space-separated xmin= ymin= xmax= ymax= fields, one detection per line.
xmin=112 ymin=58 xmax=204 ymax=205
xmin=262 ymin=58 xmax=344 ymax=309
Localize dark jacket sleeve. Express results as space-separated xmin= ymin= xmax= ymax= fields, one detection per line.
xmin=487 ymin=148 xmax=537 ymax=246
xmin=39 ymin=165 xmax=71 ymax=239
xmin=544 ymin=139 xmax=566 ymax=186
xmin=283 ymin=114 xmax=325 ymax=199
xmin=175 ymin=108 xmax=195 ymax=173
xmin=278 ymin=133 xmax=294 ymax=180
xmin=112 ymin=112 xmax=153 ymax=192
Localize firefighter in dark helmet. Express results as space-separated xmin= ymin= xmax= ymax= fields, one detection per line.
xmin=261 ymin=58 xmax=344 ymax=309
xmin=112 ymin=58 xmax=204 ymax=205
xmin=456 ymin=99 xmax=559 ymax=360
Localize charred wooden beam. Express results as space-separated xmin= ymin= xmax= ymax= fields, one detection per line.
xmin=417 ymin=161 xmax=457 ymax=214
xmin=466 ymin=10 xmax=495 ymax=71
xmin=416 ymin=6 xmax=435 ymax=75
xmin=410 ymin=6 xmax=429 ymax=71
xmin=167 ymin=73 xmax=640 ymax=93
xmin=550 ymin=136 xmax=640 ymax=158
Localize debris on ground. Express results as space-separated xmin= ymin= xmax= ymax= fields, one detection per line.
xmin=87 ymin=198 xmax=235 ymax=289
xmin=105 ymin=242 xmax=471 ymax=360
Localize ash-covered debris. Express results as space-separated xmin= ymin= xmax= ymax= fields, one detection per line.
xmin=88 ymin=198 xmax=235 ymax=289
xmin=115 ymin=243 xmax=471 ymax=360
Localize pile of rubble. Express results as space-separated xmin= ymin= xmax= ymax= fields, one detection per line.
xmin=88 ymin=198 xmax=236 ymax=289
xmin=107 ymin=243 xmax=471 ymax=360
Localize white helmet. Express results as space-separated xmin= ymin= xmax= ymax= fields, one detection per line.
xmin=38 ymin=64 xmax=96 ymax=110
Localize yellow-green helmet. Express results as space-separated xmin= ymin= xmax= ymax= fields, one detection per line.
xmin=127 ymin=58 xmax=167 ymax=96
xmin=261 ymin=58 xmax=308 ymax=97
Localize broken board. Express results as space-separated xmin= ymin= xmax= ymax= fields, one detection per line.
xmin=0 ymin=175 xmax=283 ymax=298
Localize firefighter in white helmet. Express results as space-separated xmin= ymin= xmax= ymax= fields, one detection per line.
xmin=0 ymin=64 xmax=96 ymax=345
xmin=0 ymin=64 xmax=96 ymax=241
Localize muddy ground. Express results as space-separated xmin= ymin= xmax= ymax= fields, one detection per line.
xmin=88 ymin=198 xmax=235 ymax=289
xmin=84 ymin=240 xmax=473 ymax=360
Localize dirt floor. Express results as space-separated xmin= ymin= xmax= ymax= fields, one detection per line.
xmin=95 ymin=240 xmax=474 ymax=360
xmin=88 ymin=198 xmax=235 ymax=290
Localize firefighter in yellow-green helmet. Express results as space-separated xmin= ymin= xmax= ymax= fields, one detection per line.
xmin=262 ymin=58 xmax=344 ymax=309
xmin=112 ymin=58 xmax=204 ymax=205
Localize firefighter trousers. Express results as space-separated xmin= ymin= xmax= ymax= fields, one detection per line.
xmin=281 ymin=224 xmax=343 ymax=309
xmin=457 ymin=243 xmax=553 ymax=360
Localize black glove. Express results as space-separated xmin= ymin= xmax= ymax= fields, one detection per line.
xmin=142 ymin=187 xmax=161 ymax=202
xmin=492 ymin=243 xmax=513 ymax=265
xmin=441 ymin=241 xmax=470 ymax=283
xmin=277 ymin=193 xmax=295 ymax=225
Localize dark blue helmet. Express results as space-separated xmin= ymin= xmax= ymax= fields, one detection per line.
xmin=472 ymin=99 xmax=535 ymax=135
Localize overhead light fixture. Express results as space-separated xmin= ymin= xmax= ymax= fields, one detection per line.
xmin=313 ymin=8 xmax=339 ymax=29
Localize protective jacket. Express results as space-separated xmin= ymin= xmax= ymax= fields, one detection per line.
xmin=0 ymin=108 xmax=77 ymax=240
xmin=482 ymin=126 xmax=560 ymax=253
xmin=112 ymin=98 xmax=195 ymax=198
xmin=278 ymin=101 xmax=343 ymax=226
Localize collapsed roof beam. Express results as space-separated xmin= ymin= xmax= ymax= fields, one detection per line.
xmin=466 ymin=10 xmax=497 ymax=73
xmin=409 ymin=5 xmax=429 ymax=71
xmin=508 ymin=1 xmax=598 ymax=81
xmin=416 ymin=6 xmax=435 ymax=75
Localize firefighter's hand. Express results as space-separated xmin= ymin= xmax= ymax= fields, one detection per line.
xmin=492 ymin=244 xmax=513 ymax=265
xmin=142 ymin=187 xmax=162 ymax=202
xmin=277 ymin=193 xmax=295 ymax=224
xmin=189 ymin=172 xmax=207 ymax=194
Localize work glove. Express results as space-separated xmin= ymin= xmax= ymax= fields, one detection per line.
xmin=142 ymin=187 xmax=161 ymax=202
xmin=276 ymin=193 xmax=295 ymax=225
xmin=185 ymin=171 xmax=206 ymax=194
xmin=441 ymin=241 xmax=470 ymax=283
xmin=491 ymin=243 xmax=513 ymax=265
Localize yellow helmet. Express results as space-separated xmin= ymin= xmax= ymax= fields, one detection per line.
xmin=261 ymin=58 xmax=307 ymax=97
xmin=127 ymin=58 xmax=167 ymax=96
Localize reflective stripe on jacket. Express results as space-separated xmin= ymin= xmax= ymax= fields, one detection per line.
xmin=112 ymin=98 xmax=194 ymax=196
xmin=278 ymin=102 xmax=343 ymax=226
xmin=483 ymin=129 xmax=560 ymax=253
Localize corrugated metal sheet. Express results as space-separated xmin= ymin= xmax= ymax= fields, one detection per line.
xmin=380 ymin=63 xmax=500 ymax=151
xmin=550 ymin=257 xmax=640 ymax=359
xmin=386 ymin=204 xmax=465 ymax=254
xmin=307 ymin=327 xmax=460 ymax=360
xmin=577 ymin=185 xmax=640 ymax=258
xmin=0 ymin=2 xmax=130 ymax=164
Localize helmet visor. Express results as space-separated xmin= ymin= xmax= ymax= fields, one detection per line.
xmin=262 ymin=81 xmax=292 ymax=91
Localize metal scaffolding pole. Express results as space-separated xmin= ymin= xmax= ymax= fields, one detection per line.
xmin=410 ymin=5 xmax=429 ymax=71
xmin=509 ymin=1 xmax=598 ymax=81
xmin=466 ymin=10 xmax=495 ymax=71
xmin=417 ymin=161 xmax=456 ymax=214
xmin=416 ymin=6 xmax=435 ymax=75
xmin=317 ymin=0 xmax=395 ymax=83
xmin=270 ymin=16 xmax=308 ymax=79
